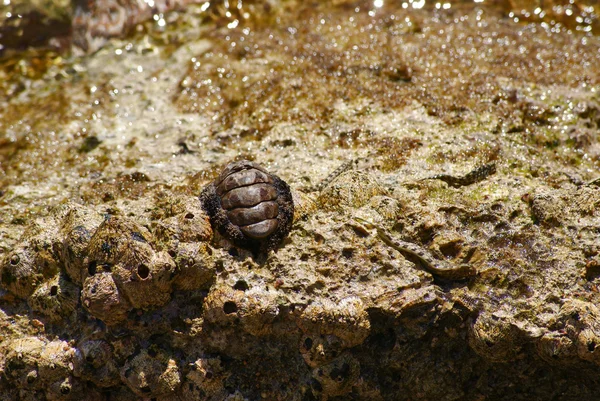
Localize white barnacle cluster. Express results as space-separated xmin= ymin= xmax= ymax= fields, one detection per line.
xmin=0 ymin=200 xmax=219 ymax=398
xmin=203 ymin=282 xmax=281 ymax=337
xmin=0 ymin=202 xmax=215 ymax=326
xmin=466 ymin=298 xmax=600 ymax=367
xmin=0 ymin=337 xmax=78 ymax=398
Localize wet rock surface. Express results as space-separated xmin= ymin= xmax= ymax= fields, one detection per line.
xmin=1 ymin=0 xmax=600 ymax=399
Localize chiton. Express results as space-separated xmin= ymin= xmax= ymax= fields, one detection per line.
xmin=200 ymin=160 xmax=294 ymax=251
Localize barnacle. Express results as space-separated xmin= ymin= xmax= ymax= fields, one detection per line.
xmin=468 ymin=311 xmax=527 ymax=362
xmin=536 ymin=331 xmax=578 ymax=364
xmin=183 ymin=357 xmax=227 ymax=399
xmin=0 ymin=248 xmax=44 ymax=299
xmin=60 ymin=206 xmax=103 ymax=285
xmin=28 ymin=273 xmax=80 ymax=322
xmin=203 ymin=284 xmax=280 ymax=336
xmin=84 ymin=216 xmax=155 ymax=277
xmin=110 ymin=251 xmax=175 ymax=309
xmin=1 ymin=337 xmax=76 ymax=396
xmin=538 ymin=299 xmax=600 ymax=366
xmin=73 ymin=339 xmax=121 ymax=388
xmin=2 ymin=336 xmax=47 ymax=389
xmin=297 ymin=297 xmax=371 ymax=348
xmin=170 ymin=242 xmax=215 ymax=291
xmin=529 ymin=188 xmax=565 ymax=226
xmin=120 ymin=348 xmax=181 ymax=398
xmin=1 ymin=226 xmax=62 ymax=299
xmin=154 ymin=208 xmax=213 ymax=244
xmin=311 ymin=353 xmax=360 ymax=398
xmin=300 ymin=334 xmax=344 ymax=368
xmin=317 ymin=170 xmax=386 ymax=211
xmin=37 ymin=340 xmax=77 ymax=387
xmin=85 ymin=216 xmax=176 ymax=310
xmin=81 ymin=271 xmax=131 ymax=326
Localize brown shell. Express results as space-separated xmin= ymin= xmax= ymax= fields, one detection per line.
xmin=200 ymin=160 xmax=294 ymax=251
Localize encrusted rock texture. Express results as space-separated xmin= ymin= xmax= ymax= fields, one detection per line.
xmin=1 ymin=0 xmax=600 ymax=399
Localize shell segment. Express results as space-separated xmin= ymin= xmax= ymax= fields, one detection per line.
xmin=227 ymin=201 xmax=279 ymax=226
xmin=220 ymin=184 xmax=278 ymax=210
xmin=216 ymin=160 xmax=269 ymax=184
xmin=216 ymin=168 xmax=273 ymax=195
xmin=240 ymin=219 xmax=278 ymax=239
